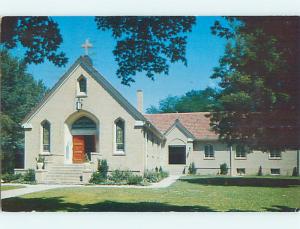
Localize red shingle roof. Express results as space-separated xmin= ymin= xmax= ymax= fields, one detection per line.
xmin=144 ymin=112 xmax=218 ymax=140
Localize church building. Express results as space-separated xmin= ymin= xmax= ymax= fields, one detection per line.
xmin=20 ymin=55 xmax=299 ymax=184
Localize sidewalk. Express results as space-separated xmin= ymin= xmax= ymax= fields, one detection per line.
xmin=1 ymin=175 xmax=180 ymax=199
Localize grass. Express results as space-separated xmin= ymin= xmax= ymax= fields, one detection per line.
xmin=1 ymin=185 xmax=26 ymax=191
xmin=2 ymin=176 xmax=300 ymax=212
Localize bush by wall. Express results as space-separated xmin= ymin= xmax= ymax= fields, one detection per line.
xmin=292 ymin=167 xmax=298 ymax=177
xmin=258 ymin=166 xmax=263 ymax=176
xmin=1 ymin=169 xmax=36 ymax=184
xmin=188 ymin=162 xmax=197 ymax=175
xmin=220 ymin=163 xmax=228 ymax=175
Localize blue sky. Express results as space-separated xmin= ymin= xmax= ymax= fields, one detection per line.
xmin=16 ymin=16 xmax=227 ymax=112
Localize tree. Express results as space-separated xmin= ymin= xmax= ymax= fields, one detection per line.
xmin=1 ymin=17 xmax=68 ymax=66
xmin=1 ymin=50 xmax=47 ymax=173
xmin=209 ymin=17 xmax=300 ymax=151
xmin=1 ymin=16 xmax=196 ymax=85
xmin=95 ymin=16 xmax=196 ymax=85
xmin=146 ymin=87 xmax=220 ymax=113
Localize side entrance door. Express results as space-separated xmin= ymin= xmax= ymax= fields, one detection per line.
xmin=73 ymin=135 xmax=85 ymax=163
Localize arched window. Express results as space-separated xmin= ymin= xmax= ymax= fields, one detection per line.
xmin=115 ymin=119 xmax=125 ymax=152
xmin=204 ymin=144 xmax=214 ymax=158
xmin=78 ymin=76 xmax=87 ymax=93
xmin=42 ymin=121 xmax=50 ymax=152
xmin=72 ymin=116 xmax=96 ymax=130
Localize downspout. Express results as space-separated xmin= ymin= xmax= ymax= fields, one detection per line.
xmin=297 ymin=149 xmax=300 ymax=176
xmin=229 ymin=146 xmax=233 ymax=176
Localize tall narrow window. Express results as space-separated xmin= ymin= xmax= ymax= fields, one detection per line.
xmin=115 ymin=119 xmax=125 ymax=152
xmin=79 ymin=77 xmax=87 ymax=93
xmin=42 ymin=121 xmax=50 ymax=152
xmin=204 ymin=144 xmax=214 ymax=158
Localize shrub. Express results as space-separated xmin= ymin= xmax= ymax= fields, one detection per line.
xmin=1 ymin=173 xmax=22 ymax=183
xmin=258 ymin=166 xmax=263 ymax=176
xmin=89 ymin=172 xmax=106 ymax=184
xmin=23 ymin=169 xmax=35 ymax=182
xmin=144 ymin=168 xmax=169 ymax=183
xmin=159 ymin=166 xmax=163 ymax=173
xmin=188 ymin=162 xmax=196 ymax=175
xmin=155 ymin=167 xmax=159 ymax=173
xmin=127 ymin=174 xmax=143 ymax=185
xmin=98 ymin=159 xmax=109 ymax=179
xmin=109 ymin=169 xmax=131 ymax=183
xmin=220 ymin=163 xmax=228 ymax=175
xmin=292 ymin=167 xmax=298 ymax=177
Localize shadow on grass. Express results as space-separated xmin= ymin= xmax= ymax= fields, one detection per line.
xmin=263 ymin=205 xmax=299 ymax=212
xmin=179 ymin=176 xmax=300 ymax=188
xmin=1 ymin=196 xmax=215 ymax=212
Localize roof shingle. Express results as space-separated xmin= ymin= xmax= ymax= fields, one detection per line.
xmin=144 ymin=112 xmax=218 ymax=140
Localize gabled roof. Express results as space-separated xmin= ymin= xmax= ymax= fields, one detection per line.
xmin=164 ymin=119 xmax=195 ymax=139
xmin=22 ymin=55 xmax=147 ymax=124
xmin=144 ymin=112 xmax=218 ymax=140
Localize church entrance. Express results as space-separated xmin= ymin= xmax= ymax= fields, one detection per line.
xmin=71 ymin=116 xmax=97 ymax=164
xmin=73 ymin=135 xmax=95 ymax=163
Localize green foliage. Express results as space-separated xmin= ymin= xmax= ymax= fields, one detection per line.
xmin=188 ymin=162 xmax=197 ymax=175
xmin=147 ymin=87 xmax=220 ymax=113
xmin=97 ymin=159 xmax=109 ymax=179
xmin=89 ymin=172 xmax=106 ymax=184
xmin=1 ymin=51 xmax=47 ymax=173
xmin=144 ymin=169 xmax=169 ymax=183
xmin=1 ymin=173 xmax=23 ymax=183
xmin=109 ymin=169 xmax=131 ymax=183
xmin=23 ymin=169 xmax=35 ymax=182
xmin=127 ymin=174 xmax=143 ymax=185
xmin=1 ymin=17 xmax=67 ymax=66
xmin=210 ymin=17 xmax=300 ymax=151
xmin=258 ymin=166 xmax=263 ymax=176
xmin=95 ymin=16 xmax=196 ymax=85
xmin=220 ymin=163 xmax=228 ymax=175
xmin=292 ymin=167 xmax=298 ymax=177
xmin=35 ymin=155 xmax=45 ymax=163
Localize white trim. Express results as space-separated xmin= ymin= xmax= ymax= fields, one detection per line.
xmin=134 ymin=120 xmax=145 ymax=127
xmin=21 ymin=123 xmax=32 ymax=129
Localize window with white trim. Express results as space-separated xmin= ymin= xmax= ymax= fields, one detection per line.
xmin=237 ymin=168 xmax=246 ymax=175
xmin=204 ymin=144 xmax=214 ymax=158
xmin=269 ymin=150 xmax=281 ymax=159
xmin=77 ymin=76 xmax=87 ymax=97
xmin=270 ymin=168 xmax=280 ymax=175
xmin=42 ymin=121 xmax=50 ymax=152
xmin=115 ymin=119 xmax=125 ymax=152
xmin=236 ymin=145 xmax=247 ymax=158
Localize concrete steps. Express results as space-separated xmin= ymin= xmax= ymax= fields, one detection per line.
xmin=44 ymin=164 xmax=85 ymax=184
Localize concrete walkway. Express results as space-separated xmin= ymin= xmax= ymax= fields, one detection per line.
xmin=1 ymin=175 xmax=180 ymax=199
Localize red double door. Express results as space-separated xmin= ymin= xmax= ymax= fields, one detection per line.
xmin=73 ymin=136 xmax=86 ymax=163
xmin=72 ymin=135 xmax=96 ymax=163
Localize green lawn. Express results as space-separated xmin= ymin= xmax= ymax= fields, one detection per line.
xmin=1 ymin=185 xmax=26 ymax=191
xmin=2 ymin=176 xmax=300 ymax=212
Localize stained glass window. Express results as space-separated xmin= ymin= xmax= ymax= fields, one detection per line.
xmin=115 ymin=119 xmax=125 ymax=151
xmin=42 ymin=121 xmax=50 ymax=152
xmin=78 ymin=77 xmax=87 ymax=93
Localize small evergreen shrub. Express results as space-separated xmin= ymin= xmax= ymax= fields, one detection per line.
xmin=292 ymin=167 xmax=298 ymax=176
xmin=159 ymin=166 xmax=163 ymax=173
xmin=23 ymin=169 xmax=35 ymax=182
xmin=258 ymin=166 xmax=263 ymax=176
xmin=188 ymin=162 xmax=197 ymax=175
xmin=220 ymin=163 xmax=228 ymax=175
xmin=98 ymin=159 xmax=109 ymax=179
xmin=155 ymin=167 xmax=158 ymax=173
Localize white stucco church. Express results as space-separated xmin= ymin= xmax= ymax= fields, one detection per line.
xmin=20 ymin=53 xmax=299 ymax=184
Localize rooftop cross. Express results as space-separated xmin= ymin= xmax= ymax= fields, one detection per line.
xmin=81 ymin=39 xmax=93 ymax=55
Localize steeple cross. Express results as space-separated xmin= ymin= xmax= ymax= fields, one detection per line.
xmin=81 ymin=39 xmax=93 ymax=55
